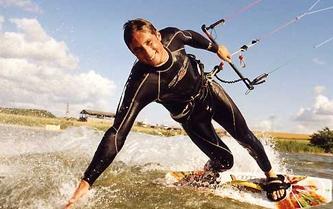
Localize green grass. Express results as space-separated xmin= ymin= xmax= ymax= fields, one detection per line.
xmin=0 ymin=112 xmax=185 ymax=136
xmin=0 ymin=113 xmax=75 ymax=129
xmin=274 ymin=139 xmax=326 ymax=154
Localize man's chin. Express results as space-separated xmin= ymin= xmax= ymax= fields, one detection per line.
xmin=145 ymin=60 xmax=161 ymax=67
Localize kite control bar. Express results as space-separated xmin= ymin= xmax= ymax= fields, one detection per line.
xmin=201 ymin=20 xmax=255 ymax=91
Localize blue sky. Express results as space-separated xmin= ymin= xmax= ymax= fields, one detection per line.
xmin=0 ymin=0 xmax=332 ymax=133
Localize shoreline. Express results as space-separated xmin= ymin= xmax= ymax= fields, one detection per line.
xmin=0 ymin=122 xmax=63 ymax=132
xmin=297 ymin=151 xmax=333 ymax=157
xmin=1 ymin=121 xmax=332 ymax=156
xmin=283 ymin=150 xmax=333 ymax=157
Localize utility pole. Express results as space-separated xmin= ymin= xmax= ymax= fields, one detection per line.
xmin=66 ymin=102 xmax=70 ymax=118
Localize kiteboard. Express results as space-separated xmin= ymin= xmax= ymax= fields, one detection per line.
xmin=165 ymin=171 xmax=332 ymax=209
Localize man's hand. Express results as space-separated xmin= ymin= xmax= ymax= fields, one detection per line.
xmin=217 ymin=45 xmax=232 ymax=63
xmin=64 ymin=180 xmax=90 ymax=209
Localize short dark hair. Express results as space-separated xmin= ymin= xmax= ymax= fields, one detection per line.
xmin=123 ymin=18 xmax=157 ymax=48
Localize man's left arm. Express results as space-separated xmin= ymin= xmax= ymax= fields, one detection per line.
xmin=182 ymin=30 xmax=231 ymax=63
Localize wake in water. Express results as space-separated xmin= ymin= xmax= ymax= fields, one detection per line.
xmin=0 ymin=125 xmax=289 ymax=209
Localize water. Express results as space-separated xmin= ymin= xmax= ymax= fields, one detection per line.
xmin=0 ymin=124 xmax=332 ymax=209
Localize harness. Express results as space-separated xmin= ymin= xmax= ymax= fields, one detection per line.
xmin=170 ymin=54 xmax=211 ymax=123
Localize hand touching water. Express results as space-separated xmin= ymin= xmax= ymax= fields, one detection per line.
xmin=64 ymin=180 xmax=90 ymax=209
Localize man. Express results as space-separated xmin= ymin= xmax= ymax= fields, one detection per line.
xmin=64 ymin=18 xmax=288 ymax=208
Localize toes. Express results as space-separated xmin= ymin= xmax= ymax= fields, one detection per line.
xmin=278 ymin=189 xmax=285 ymax=197
xmin=272 ymin=189 xmax=285 ymax=201
xmin=275 ymin=189 xmax=285 ymax=199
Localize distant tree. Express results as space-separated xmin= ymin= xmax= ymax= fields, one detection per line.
xmin=310 ymin=127 xmax=333 ymax=153
xmin=0 ymin=107 xmax=55 ymax=118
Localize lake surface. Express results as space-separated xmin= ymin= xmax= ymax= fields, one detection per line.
xmin=0 ymin=124 xmax=332 ymax=209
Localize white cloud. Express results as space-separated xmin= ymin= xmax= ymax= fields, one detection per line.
xmin=295 ymin=107 xmax=316 ymax=122
xmin=0 ymin=0 xmax=41 ymax=13
xmin=313 ymin=95 xmax=333 ymax=115
xmin=10 ymin=18 xmax=48 ymax=41
xmin=256 ymin=120 xmax=273 ymax=131
xmin=0 ymin=18 xmax=78 ymax=69
xmin=294 ymin=88 xmax=333 ymax=133
xmin=0 ymin=17 xmax=117 ymax=116
xmin=312 ymin=57 xmax=326 ymax=65
xmin=253 ymin=115 xmax=277 ymax=132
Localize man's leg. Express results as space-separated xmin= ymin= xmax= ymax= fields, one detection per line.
xmin=209 ymin=81 xmax=272 ymax=173
xmin=195 ymin=81 xmax=287 ymax=201
xmin=181 ymin=110 xmax=234 ymax=173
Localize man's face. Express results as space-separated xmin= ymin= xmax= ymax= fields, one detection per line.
xmin=129 ymin=30 xmax=165 ymax=67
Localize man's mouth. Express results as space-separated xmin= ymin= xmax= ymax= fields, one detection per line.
xmin=148 ymin=51 xmax=157 ymax=61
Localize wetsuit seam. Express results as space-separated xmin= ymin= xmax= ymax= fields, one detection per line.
xmin=195 ymin=60 xmax=202 ymax=75
xmin=116 ymin=73 xmax=150 ymax=153
xmin=172 ymin=47 xmax=185 ymax=53
xmin=165 ymin=30 xmax=191 ymax=49
xmin=110 ymin=127 xmax=119 ymax=153
xmin=112 ymin=126 xmax=118 ymax=132
xmin=165 ymin=31 xmax=182 ymax=48
xmin=190 ymin=126 xmax=233 ymax=156
xmin=181 ymin=31 xmax=192 ymax=39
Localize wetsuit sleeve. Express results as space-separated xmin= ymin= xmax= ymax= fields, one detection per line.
xmin=181 ymin=30 xmax=219 ymax=53
xmin=82 ymin=70 xmax=155 ymax=186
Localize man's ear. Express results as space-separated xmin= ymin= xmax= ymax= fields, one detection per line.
xmin=156 ymin=31 xmax=162 ymax=41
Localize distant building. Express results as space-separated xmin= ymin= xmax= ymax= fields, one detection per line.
xmin=79 ymin=109 xmax=115 ymax=122
xmin=65 ymin=102 xmax=70 ymax=118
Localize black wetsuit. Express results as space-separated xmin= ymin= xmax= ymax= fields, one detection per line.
xmin=83 ymin=27 xmax=272 ymax=185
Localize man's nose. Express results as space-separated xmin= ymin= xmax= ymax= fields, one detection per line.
xmin=142 ymin=46 xmax=154 ymax=57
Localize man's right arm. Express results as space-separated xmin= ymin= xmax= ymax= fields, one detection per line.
xmin=64 ymin=66 xmax=155 ymax=209
xmin=82 ymin=70 xmax=155 ymax=186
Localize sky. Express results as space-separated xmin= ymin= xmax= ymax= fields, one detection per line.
xmin=0 ymin=0 xmax=332 ymax=134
